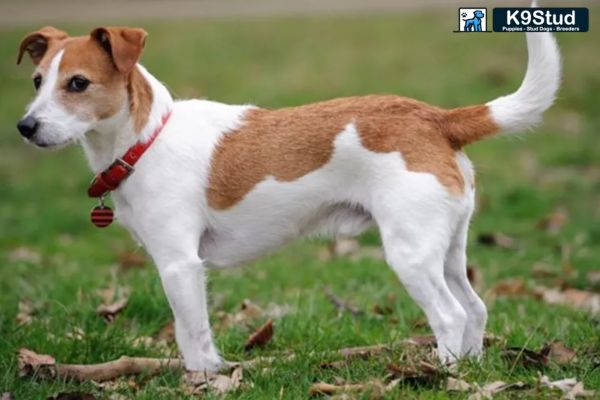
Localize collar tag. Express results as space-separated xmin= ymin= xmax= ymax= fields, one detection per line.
xmin=87 ymin=110 xmax=172 ymax=227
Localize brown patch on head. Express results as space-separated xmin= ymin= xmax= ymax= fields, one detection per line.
xmin=18 ymin=26 xmax=152 ymax=131
xmin=56 ymin=36 xmax=128 ymax=121
xmin=208 ymin=95 xmax=498 ymax=209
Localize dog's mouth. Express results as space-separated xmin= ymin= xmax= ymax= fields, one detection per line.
xmin=28 ymin=137 xmax=75 ymax=150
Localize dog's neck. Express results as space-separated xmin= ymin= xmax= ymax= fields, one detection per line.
xmin=80 ymin=65 xmax=174 ymax=173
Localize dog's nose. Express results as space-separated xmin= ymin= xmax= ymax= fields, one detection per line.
xmin=17 ymin=116 xmax=39 ymax=139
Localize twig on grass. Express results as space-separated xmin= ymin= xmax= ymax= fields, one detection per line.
xmin=324 ymin=287 xmax=363 ymax=316
xmin=18 ymin=332 xmax=501 ymax=383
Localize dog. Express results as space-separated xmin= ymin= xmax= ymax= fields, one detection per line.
xmin=463 ymin=10 xmax=485 ymax=32
xmin=16 ymin=14 xmax=560 ymax=371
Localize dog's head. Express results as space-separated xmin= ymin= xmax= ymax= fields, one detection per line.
xmin=16 ymin=26 xmax=147 ymax=148
xmin=473 ymin=10 xmax=485 ymax=19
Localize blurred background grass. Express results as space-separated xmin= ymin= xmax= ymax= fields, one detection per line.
xmin=0 ymin=1 xmax=599 ymax=398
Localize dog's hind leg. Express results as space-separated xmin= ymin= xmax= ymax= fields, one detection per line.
xmin=443 ymin=195 xmax=487 ymax=357
xmin=371 ymin=179 xmax=467 ymax=363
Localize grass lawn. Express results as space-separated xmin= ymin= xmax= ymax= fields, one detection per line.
xmin=1 ymin=8 xmax=599 ymax=399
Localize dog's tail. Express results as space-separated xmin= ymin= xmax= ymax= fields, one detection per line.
xmin=444 ymin=29 xmax=561 ymax=148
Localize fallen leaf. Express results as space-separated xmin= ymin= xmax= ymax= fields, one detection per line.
xmin=117 ymin=251 xmax=146 ymax=270
xmin=308 ymin=380 xmax=388 ymax=397
xmin=47 ymin=392 xmax=96 ymax=400
xmin=183 ymin=365 xmax=243 ymax=396
xmin=538 ymin=375 xmax=595 ymax=398
xmin=467 ymin=265 xmax=484 ymax=294
xmin=387 ymin=361 xmax=441 ymax=383
xmin=487 ymin=278 xmax=529 ymax=299
xmin=16 ymin=299 xmax=34 ymax=326
xmin=8 ymin=246 xmax=42 ymax=265
xmin=324 ymin=287 xmax=363 ymax=317
xmin=215 ymin=299 xmax=290 ymax=331
xmin=537 ymin=208 xmax=569 ymax=234
xmin=501 ymin=347 xmax=548 ymax=369
xmin=18 ymin=348 xmax=56 ymax=378
xmin=157 ymin=320 xmax=175 ymax=343
xmin=372 ymin=303 xmax=393 ymax=316
xmin=446 ymin=377 xmax=472 ymax=392
xmin=564 ymin=381 xmax=596 ymax=399
xmin=96 ymin=298 xmax=128 ymax=323
xmin=244 ymin=319 xmax=274 ymax=351
xmin=532 ymin=263 xmax=560 ymax=279
xmin=469 ymin=381 xmax=526 ymax=400
xmin=477 ymin=233 xmax=516 ymax=249
xmin=542 ymin=341 xmax=577 ymax=365
xmin=587 ymin=270 xmax=600 ymax=286
xmin=534 ymin=286 xmax=600 ymax=315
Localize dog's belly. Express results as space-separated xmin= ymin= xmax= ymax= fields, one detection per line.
xmin=200 ymin=202 xmax=373 ymax=268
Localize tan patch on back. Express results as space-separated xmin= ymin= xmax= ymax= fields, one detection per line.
xmin=207 ymin=95 xmax=484 ymax=210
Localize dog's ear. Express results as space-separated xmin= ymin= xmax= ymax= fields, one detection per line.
xmin=17 ymin=26 xmax=68 ymax=65
xmin=91 ymin=27 xmax=148 ymax=74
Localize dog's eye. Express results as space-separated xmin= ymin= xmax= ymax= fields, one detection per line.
xmin=33 ymin=75 xmax=42 ymax=91
xmin=67 ymin=75 xmax=90 ymax=93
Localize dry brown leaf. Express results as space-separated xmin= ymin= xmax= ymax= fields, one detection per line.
xmin=387 ymin=361 xmax=441 ymax=382
xmin=16 ymin=299 xmax=34 ymax=326
xmin=477 ymin=233 xmax=516 ymax=249
xmin=467 ymin=265 xmax=484 ymax=294
xmin=501 ymin=347 xmax=548 ymax=369
xmin=534 ymin=286 xmax=600 ymax=315
xmin=537 ymin=208 xmax=569 ymax=234
xmin=542 ymin=341 xmax=577 ymax=365
xmin=587 ymin=270 xmax=600 ymax=286
xmin=325 ymin=287 xmax=363 ymax=317
xmin=215 ymin=299 xmax=290 ymax=331
xmin=183 ymin=365 xmax=243 ymax=396
xmin=539 ymin=375 xmax=595 ymax=398
xmin=446 ymin=377 xmax=472 ymax=392
xmin=244 ymin=319 xmax=274 ymax=351
xmin=468 ymin=381 xmax=526 ymax=400
xmin=17 ymin=348 xmax=56 ymax=378
xmin=117 ymin=251 xmax=146 ymax=270
xmin=486 ymin=278 xmax=529 ymax=301
xmin=564 ymin=382 xmax=596 ymax=399
xmin=532 ymin=263 xmax=561 ymax=279
xmin=96 ymin=298 xmax=128 ymax=323
xmin=8 ymin=246 xmax=42 ymax=265
xmin=308 ymin=380 xmax=388 ymax=398
xmin=372 ymin=303 xmax=393 ymax=316
xmin=157 ymin=320 xmax=175 ymax=343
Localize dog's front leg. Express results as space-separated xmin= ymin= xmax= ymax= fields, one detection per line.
xmin=135 ymin=211 xmax=221 ymax=371
xmin=158 ymin=256 xmax=221 ymax=371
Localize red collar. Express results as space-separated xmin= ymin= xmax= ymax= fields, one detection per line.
xmin=88 ymin=111 xmax=172 ymax=198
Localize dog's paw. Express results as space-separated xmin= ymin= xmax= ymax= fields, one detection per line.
xmin=184 ymin=353 xmax=224 ymax=372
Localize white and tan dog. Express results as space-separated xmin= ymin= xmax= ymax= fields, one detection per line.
xmin=17 ymin=17 xmax=560 ymax=370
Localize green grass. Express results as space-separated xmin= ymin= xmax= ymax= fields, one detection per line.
xmin=1 ymin=9 xmax=600 ymax=399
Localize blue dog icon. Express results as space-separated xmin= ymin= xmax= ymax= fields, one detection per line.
xmin=463 ymin=10 xmax=485 ymax=31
